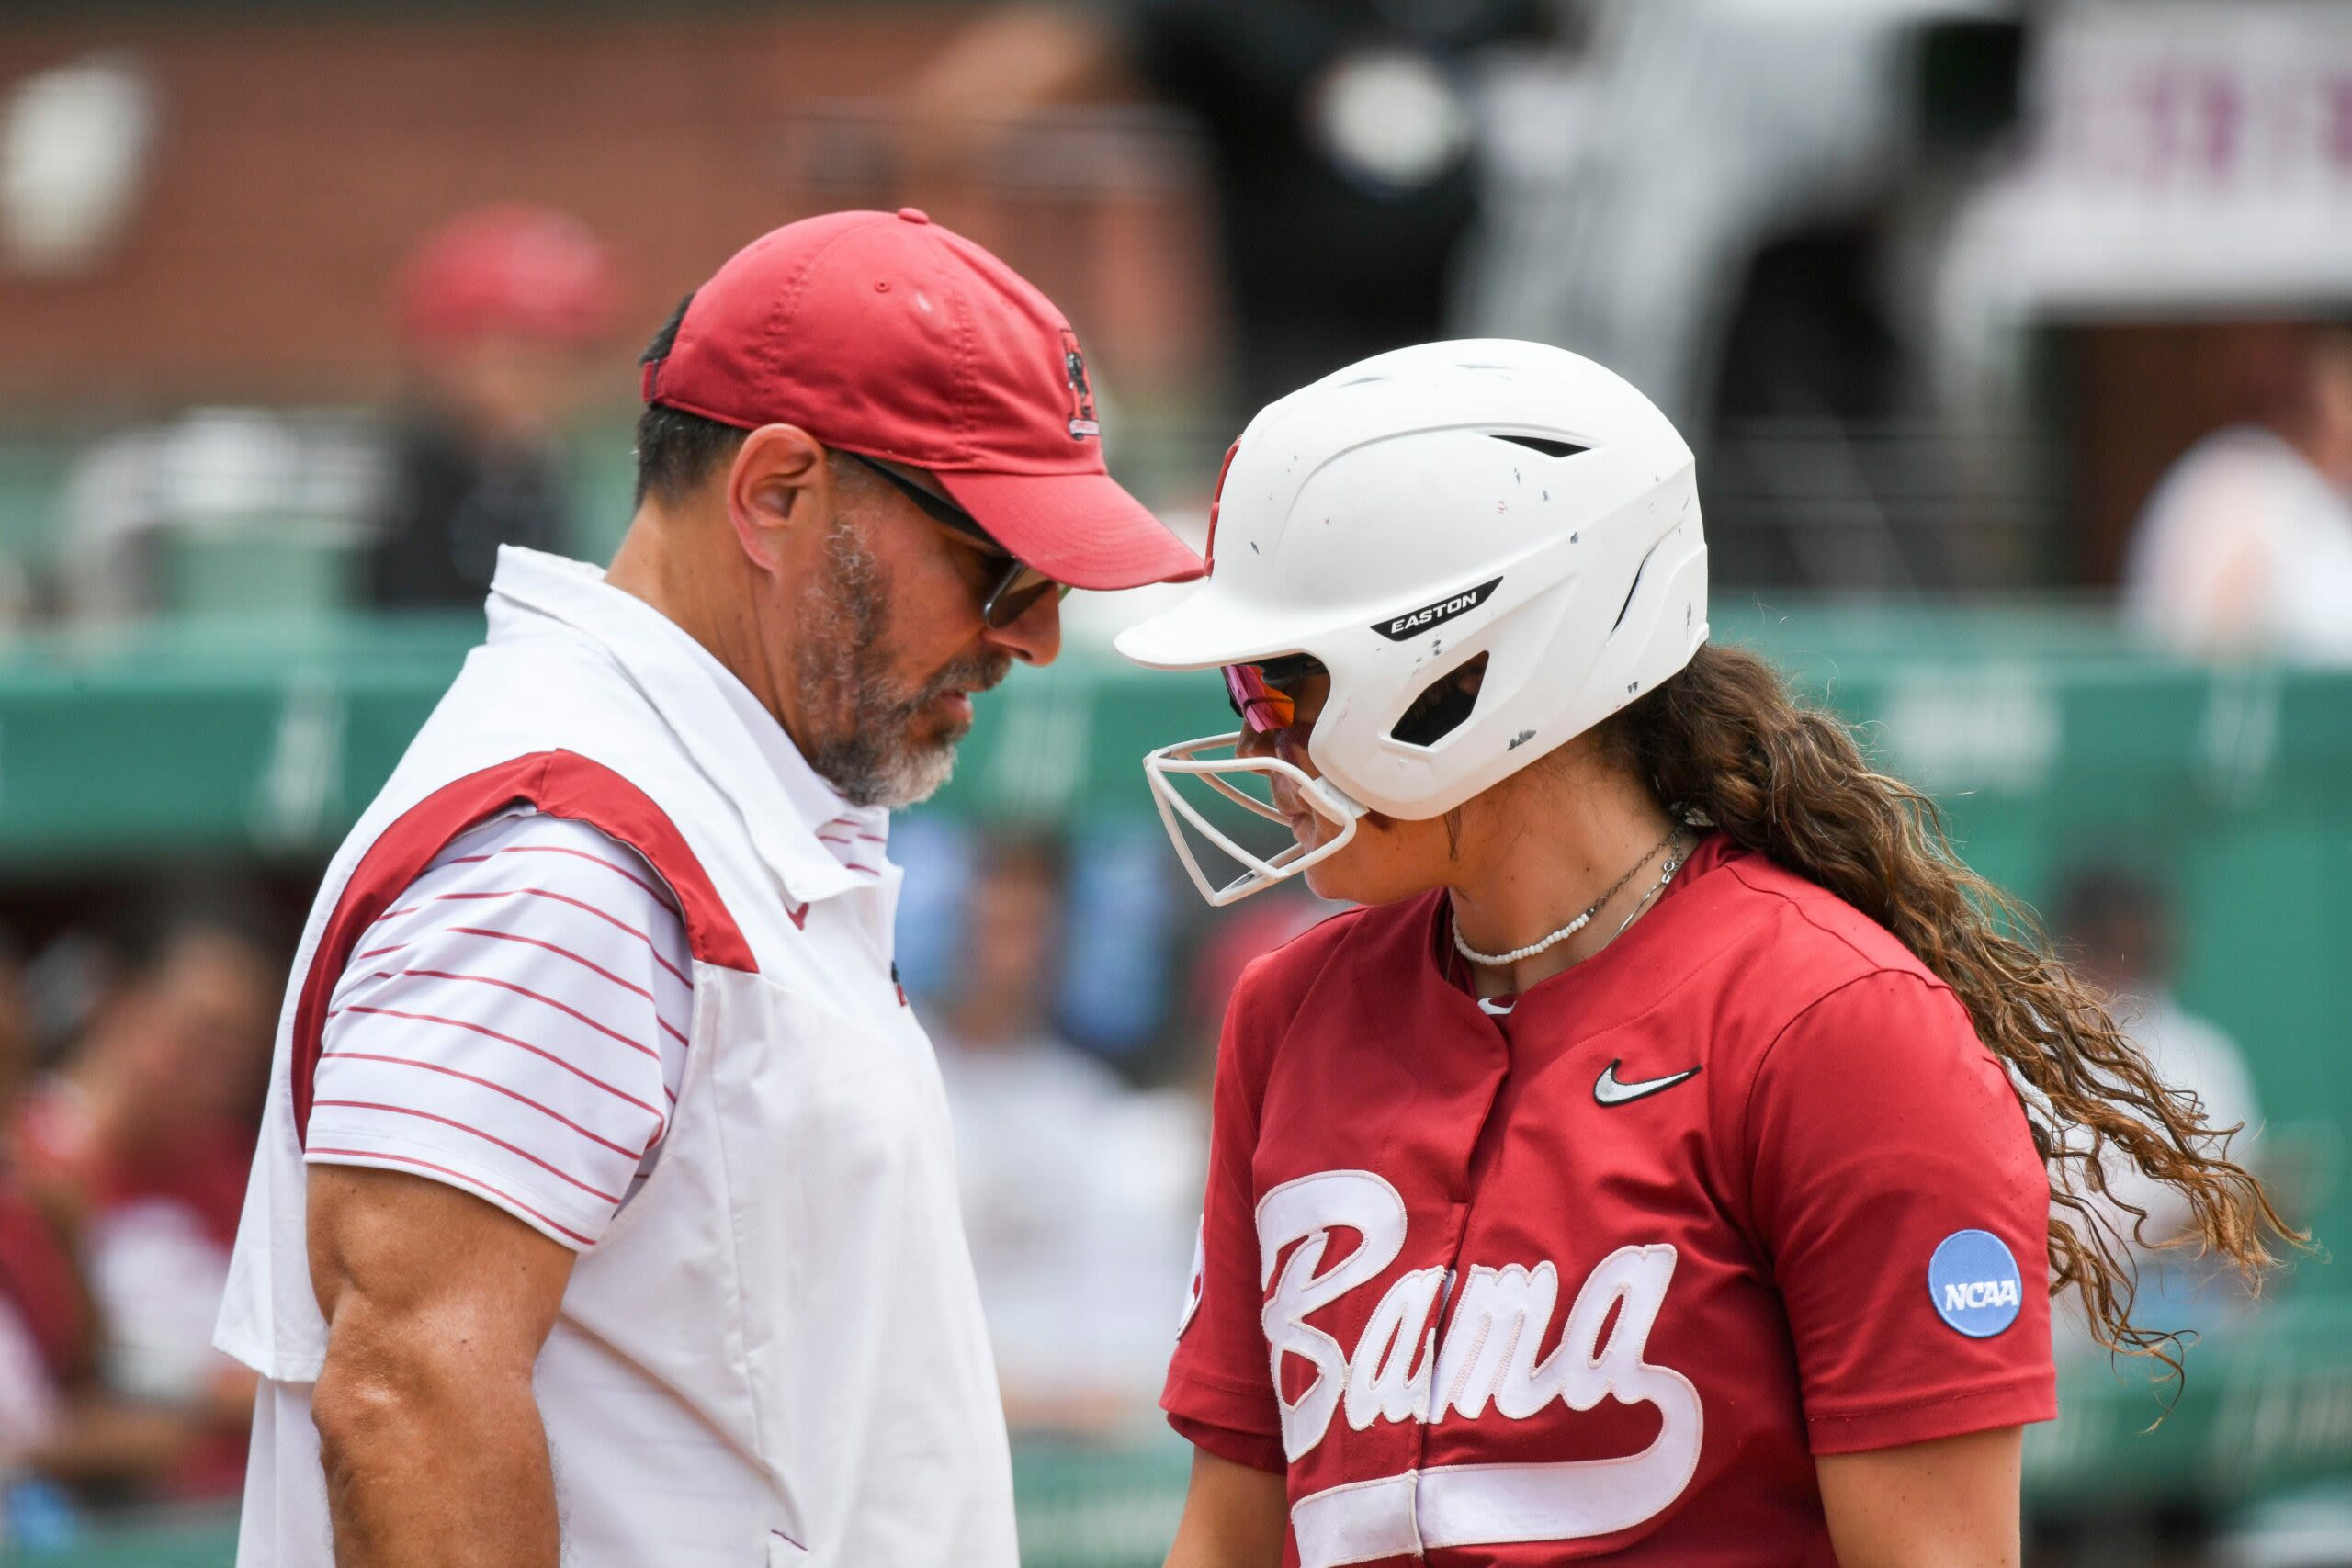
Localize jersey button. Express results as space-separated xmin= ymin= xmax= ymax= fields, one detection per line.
xmin=897 ymin=207 xmax=931 ymax=225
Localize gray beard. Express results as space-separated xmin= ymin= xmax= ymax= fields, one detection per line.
xmin=795 ymin=518 xmax=1006 ymax=810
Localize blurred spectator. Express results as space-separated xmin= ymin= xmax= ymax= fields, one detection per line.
xmin=368 ymin=203 xmax=618 ymax=608
xmin=2121 ymin=321 xmax=2352 ymax=664
xmin=13 ymin=905 xmax=280 ymax=1502
xmin=929 ymin=835 xmax=1201 ymax=1434
xmin=0 ymin=943 xmax=74 ymax=1487
xmin=2030 ymin=868 xmax=2272 ymax=1568
xmin=905 ymin=1 xmax=1551 ymax=412
xmin=2053 ymin=867 xmax=2262 ymax=1310
xmin=1056 ymin=820 xmax=1186 ymax=1071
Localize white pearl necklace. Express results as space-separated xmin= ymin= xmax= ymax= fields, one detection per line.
xmin=1452 ymin=828 xmax=1690 ymax=968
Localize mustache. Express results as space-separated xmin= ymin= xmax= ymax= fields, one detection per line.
xmin=907 ymin=651 xmax=1012 ymax=710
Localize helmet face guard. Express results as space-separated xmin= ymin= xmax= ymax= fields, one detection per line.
xmin=1138 ymin=732 xmax=1365 ymax=906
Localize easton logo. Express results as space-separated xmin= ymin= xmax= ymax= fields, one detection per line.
xmin=1374 ymin=577 xmax=1502 ymax=642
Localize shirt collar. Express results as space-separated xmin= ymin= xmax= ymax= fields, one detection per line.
xmin=484 ymin=546 xmax=884 ymax=904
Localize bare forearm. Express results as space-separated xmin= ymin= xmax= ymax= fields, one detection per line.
xmin=1817 ymin=1427 xmax=2023 ymax=1568
xmin=304 ymin=1167 xmax=576 ymax=1567
xmin=315 ymin=1367 xmax=557 ymax=1568
xmin=1165 ymin=1449 xmax=1286 ymax=1568
xmin=28 ymin=1395 xmax=201 ymax=1483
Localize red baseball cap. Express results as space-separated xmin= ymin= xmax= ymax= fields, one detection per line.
xmin=640 ymin=208 xmax=1204 ymax=592
xmin=401 ymin=203 xmax=619 ymax=347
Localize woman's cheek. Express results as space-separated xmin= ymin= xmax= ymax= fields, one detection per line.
xmin=1273 ymin=729 xmax=1317 ymax=775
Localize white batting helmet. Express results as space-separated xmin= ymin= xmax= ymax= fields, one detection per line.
xmin=1115 ymin=339 xmax=1708 ymax=905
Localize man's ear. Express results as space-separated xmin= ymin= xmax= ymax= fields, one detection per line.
xmin=724 ymin=423 xmax=833 ymax=576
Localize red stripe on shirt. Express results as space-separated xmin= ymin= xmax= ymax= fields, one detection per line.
xmin=310 ymin=1100 xmax=622 ymax=1203
xmin=445 ymin=924 xmax=651 ymax=1003
xmin=320 ymin=1049 xmax=650 ymax=1159
xmin=439 ymin=924 xmax=689 ymax=1044
xmin=382 ymin=968 xmax=660 ymax=1061
xmin=425 ymin=888 xmax=693 ymax=988
xmin=496 ymin=843 xmax=676 ymax=908
xmin=338 ymin=1004 xmax=666 ymax=1125
xmin=305 ymin=1147 xmax=596 ymax=1247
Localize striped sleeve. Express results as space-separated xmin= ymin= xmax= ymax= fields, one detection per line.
xmin=305 ymin=808 xmax=695 ymax=1250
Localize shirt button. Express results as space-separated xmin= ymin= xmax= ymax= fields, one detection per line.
xmin=897 ymin=207 xmax=931 ymax=225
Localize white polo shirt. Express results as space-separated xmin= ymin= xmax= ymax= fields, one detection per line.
xmin=220 ymin=547 xmax=1014 ymax=1567
xmin=300 ymin=609 xmax=895 ymax=1247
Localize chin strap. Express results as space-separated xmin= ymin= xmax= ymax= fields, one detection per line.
xmin=1140 ymin=732 xmax=1368 ymax=906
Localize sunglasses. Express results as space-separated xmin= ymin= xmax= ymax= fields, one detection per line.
xmin=843 ymin=452 xmax=1071 ymax=630
xmin=1223 ymin=656 xmax=1323 ymax=734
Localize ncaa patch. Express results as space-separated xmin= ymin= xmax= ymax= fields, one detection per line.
xmin=1928 ymin=1229 xmax=2023 ymax=1338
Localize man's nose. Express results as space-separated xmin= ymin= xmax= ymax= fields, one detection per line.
xmin=983 ymin=589 xmax=1062 ymax=667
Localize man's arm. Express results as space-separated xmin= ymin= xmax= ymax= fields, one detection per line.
xmin=307 ymin=1164 xmax=575 ymax=1568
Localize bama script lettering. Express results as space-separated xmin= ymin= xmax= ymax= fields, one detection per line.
xmin=1254 ymin=1169 xmax=1704 ymax=1564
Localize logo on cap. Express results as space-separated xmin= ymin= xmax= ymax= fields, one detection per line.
xmin=1061 ymin=328 xmax=1100 ymax=441
xmin=1928 ymin=1229 xmax=2023 ymax=1337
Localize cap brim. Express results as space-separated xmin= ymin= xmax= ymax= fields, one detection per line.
xmin=938 ymin=468 xmax=1204 ymax=592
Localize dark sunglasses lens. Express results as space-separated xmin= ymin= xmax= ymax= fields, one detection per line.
xmin=982 ymin=570 xmax=1064 ymax=630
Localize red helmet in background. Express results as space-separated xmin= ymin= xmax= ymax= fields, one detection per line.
xmin=397 ymin=203 xmax=619 ymax=348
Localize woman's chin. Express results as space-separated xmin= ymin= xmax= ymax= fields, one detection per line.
xmin=1296 ymin=843 xmax=1373 ymax=905
xmin=1297 ymin=840 xmax=1446 ymax=908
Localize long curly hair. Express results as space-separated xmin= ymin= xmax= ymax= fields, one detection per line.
xmin=1602 ymin=642 xmax=2302 ymax=1383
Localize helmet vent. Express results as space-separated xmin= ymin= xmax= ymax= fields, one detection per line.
xmin=1489 ymin=434 xmax=1588 ymax=460
xmin=1611 ymin=539 xmax=1663 ymax=634
xmin=1391 ymin=652 xmax=1488 ymax=749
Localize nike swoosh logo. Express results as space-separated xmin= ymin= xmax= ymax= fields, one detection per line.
xmin=1593 ymin=1059 xmax=1702 ymax=1106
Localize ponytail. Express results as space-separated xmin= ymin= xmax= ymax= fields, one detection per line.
xmin=1604 ymin=642 xmax=2301 ymax=1382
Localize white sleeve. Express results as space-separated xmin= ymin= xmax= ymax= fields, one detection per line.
xmin=0 ymin=1294 xmax=57 ymax=1466
xmin=305 ymin=810 xmax=695 ymax=1249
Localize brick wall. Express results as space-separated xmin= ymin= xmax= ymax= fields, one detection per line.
xmin=0 ymin=13 xmax=1221 ymax=410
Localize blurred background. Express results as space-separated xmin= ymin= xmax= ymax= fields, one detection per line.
xmin=0 ymin=0 xmax=2346 ymax=1562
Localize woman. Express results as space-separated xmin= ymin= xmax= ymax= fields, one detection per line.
xmin=1114 ymin=342 xmax=2290 ymax=1567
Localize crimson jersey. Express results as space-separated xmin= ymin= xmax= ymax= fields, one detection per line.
xmin=1163 ymin=835 xmax=2054 ymax=1566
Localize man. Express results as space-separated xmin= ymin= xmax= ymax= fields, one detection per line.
xmin=928 ymin=837 xmax=1201 ymax=1436
xmin=213 ymin=208 xmax=1203 ymax=1567
xmin=2052 ymin=866 xmax=2262 ymax=1263
xmin=368 ymin=203 xmax=619 ymax=608
xmin=2122 ymin=320 xmax=2352 ymax=663
xmin=17 ymin=908 xmax=279 ymax=1499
